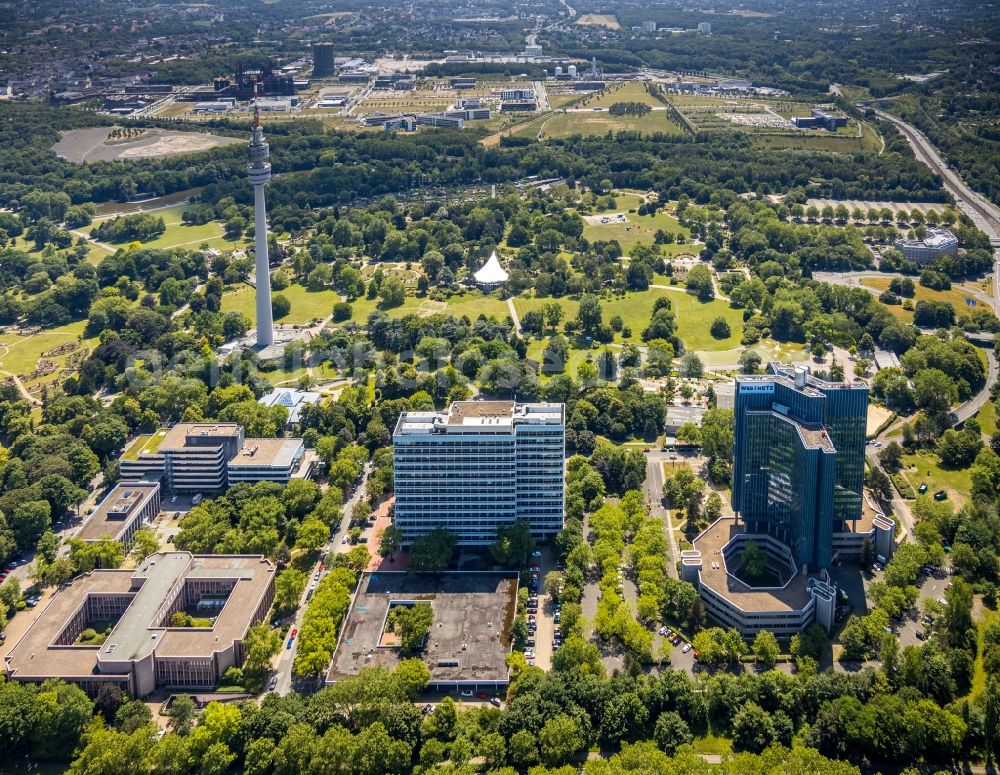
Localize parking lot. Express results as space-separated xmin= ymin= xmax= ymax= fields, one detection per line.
xmin=525 ymin=548 xmax=557 ymax=670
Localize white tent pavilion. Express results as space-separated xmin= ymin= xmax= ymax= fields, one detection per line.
xmin=473 ymin=251 xmax=509 ymax=291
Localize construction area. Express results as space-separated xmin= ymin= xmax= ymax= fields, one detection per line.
xmin=327 ymin=572 xmax=517 ymax=690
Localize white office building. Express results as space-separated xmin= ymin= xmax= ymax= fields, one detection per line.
xmin=894 ymin=228 xmax=959 ymax=265
xmin=393 ymin=401 xmax=565 ymax=545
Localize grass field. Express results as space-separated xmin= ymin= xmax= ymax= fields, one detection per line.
xmin=860 ymin=276 xmax=986 ymax=322
xmin=582 ymin=206 xmax=691 ymax=254
xmin=344 ymin=290 xmax=511 ymax=326
xmin=222 ymin=282 xmax=340 ymax=326
xmin=752 ymin=121 xmax=881 ymax=154
xmin=900 ymin=449 xmax=971 ymax=508
xmin=0 ymin=319 xmax=99 ymax=397
xmin=540 ymin=110 xmax=683 ymax=139
xmin=513 ymin=288 xmax=743 ymax=352
xmin=584 ymin=82 xmax=662 ymax=109
xmin=86 ymin=203 xmax=239 ymax=252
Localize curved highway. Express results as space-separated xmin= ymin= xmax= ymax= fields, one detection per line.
xmin=872 ymin=109 xmax=1000 ymax=238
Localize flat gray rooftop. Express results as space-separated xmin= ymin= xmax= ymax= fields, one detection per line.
xmin=77 ymin=482 xmax=159 ymax=542
xmin=328 ymin=573 xmax=516 ymax=684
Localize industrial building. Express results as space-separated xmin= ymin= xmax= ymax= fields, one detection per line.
xmin=118 ymin=423 xmax=313 ymax=494
xmin=450 ymin=77 xmax=477 ymax=89
xmin=77 ymin=483 xmax=161 ymax=551
xmin=393 ymin=401 xmax=565 ymax=545
xmin=681 ymin=364 xmax=893 ymax=636
xmin=894 ymin=228 xmax=959 ymax=264
xmin=4 ymin=552 xmax=275 ymax=697
xmin=312 ymin=42 xmax=335 ymax=77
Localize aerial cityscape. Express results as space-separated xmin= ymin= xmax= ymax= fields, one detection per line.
xmin=0 ymin=0 xmax=998 ymax=772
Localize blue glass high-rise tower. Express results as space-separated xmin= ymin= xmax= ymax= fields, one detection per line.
xmin=732 ymin=364 xmax=868 ymax=570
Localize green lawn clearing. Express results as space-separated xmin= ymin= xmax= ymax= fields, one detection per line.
xmin=900 ymin=449 xmax=972 ymax=508
xmin=513 ymin=288 xmax=743 ymax=352
xmin=582 ymin=205 xmax=691 ymax=255
xmin=540 ymin=110 xmax=683 ymax=140
xmin=222 ymin=282 xmax=341 ymax=326
xmin=583 ymin=82 xmax=663 ymax=109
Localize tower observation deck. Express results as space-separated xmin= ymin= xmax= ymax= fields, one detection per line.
xmin=248 ymin=81 xmax=274 ymax=348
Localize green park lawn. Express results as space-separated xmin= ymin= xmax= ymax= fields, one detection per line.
xmin=900 ymin=449 xmax=972 ymax=508
xmin=584 ymin=82 xmax=664 ymax=108
xmin=971 ymin=603 xmax=1000 ymax=700
xmin=85 ymin=203 xmax=241 ymax=252
xmin=222 ymin=282 xmax=341 ymax=326
xmin=860 ymin=277 xmax=986 ymax=322
xmin=343 ymin=290 xmax=511 ymax=327
xmin=513 ymin=288 xmax=743 ymax=352
xmin=582 ymin=208 xmax=691 ymax=255
xmin=540 ymin=110 xmax=683 ymax=140
xmin=0 ymin=319 xmax=100 ymax=393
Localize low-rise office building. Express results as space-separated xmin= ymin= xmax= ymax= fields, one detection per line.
xmin=4 ymin=552 xmax=275 ymax=697
xmin=894 ymin=228 xmax=959 ymax=264
xmin=393 ymin=401 xmax=565 ymax=545
xmin=77 ymin=483 xmax=161 ymax=552
xmin=119 ymin=423 xmax=311 ymax=494
xmin=227 ymin=437 xmax=314 ymax=485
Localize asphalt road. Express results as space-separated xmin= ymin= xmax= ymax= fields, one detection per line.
xmin=272 ymin=464 xmax=371 ymax=696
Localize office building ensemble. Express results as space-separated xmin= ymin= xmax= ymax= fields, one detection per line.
xmin=393 ymin=401 xmax=565 ymax=545
xmin=119 ymin=423 xmax=314 ymax=494
xmin=894 ymin=228 xmax=959 ymax=264
xmin=4 ymin=552 xmax=275 ymax=697
xmin=683 ymin=364 xmax=894 ymax=636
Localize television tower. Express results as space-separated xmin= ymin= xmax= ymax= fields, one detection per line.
xmin=248 ymin=79 xmax=274 ymax=348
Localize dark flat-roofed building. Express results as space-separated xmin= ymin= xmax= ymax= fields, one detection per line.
xmin=77 ymin=482 xmax=161 ymax=551
xmin=681 ymin=363 xmax=893 ymax=635
xmin=4 ymin=552 xmax=275 ymax=697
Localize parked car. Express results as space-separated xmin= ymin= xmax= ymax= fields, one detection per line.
xmin=918 ymin=483 xmax=928 ymax=494
xmin=531 ymin=550 xmax=542 ymax=558
xmin=490 ymin=697 xmax=502 ymax=707
xmin=460 ymin=690 xmax=474 ymax=697
xmin=934 ymin=490 xmax=948 ymax=501
xmin=267 ymin=676 xmax=278 ymax=691
xmin=916 ymin=631 xmax=926 ymax=640
xmin=682 ymin=643 xmax=692 ymax=654
xmin=524 ymin=651 xmax=535 ymax=659
xmin=526 ymin=638 xmax=535 ymax=647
